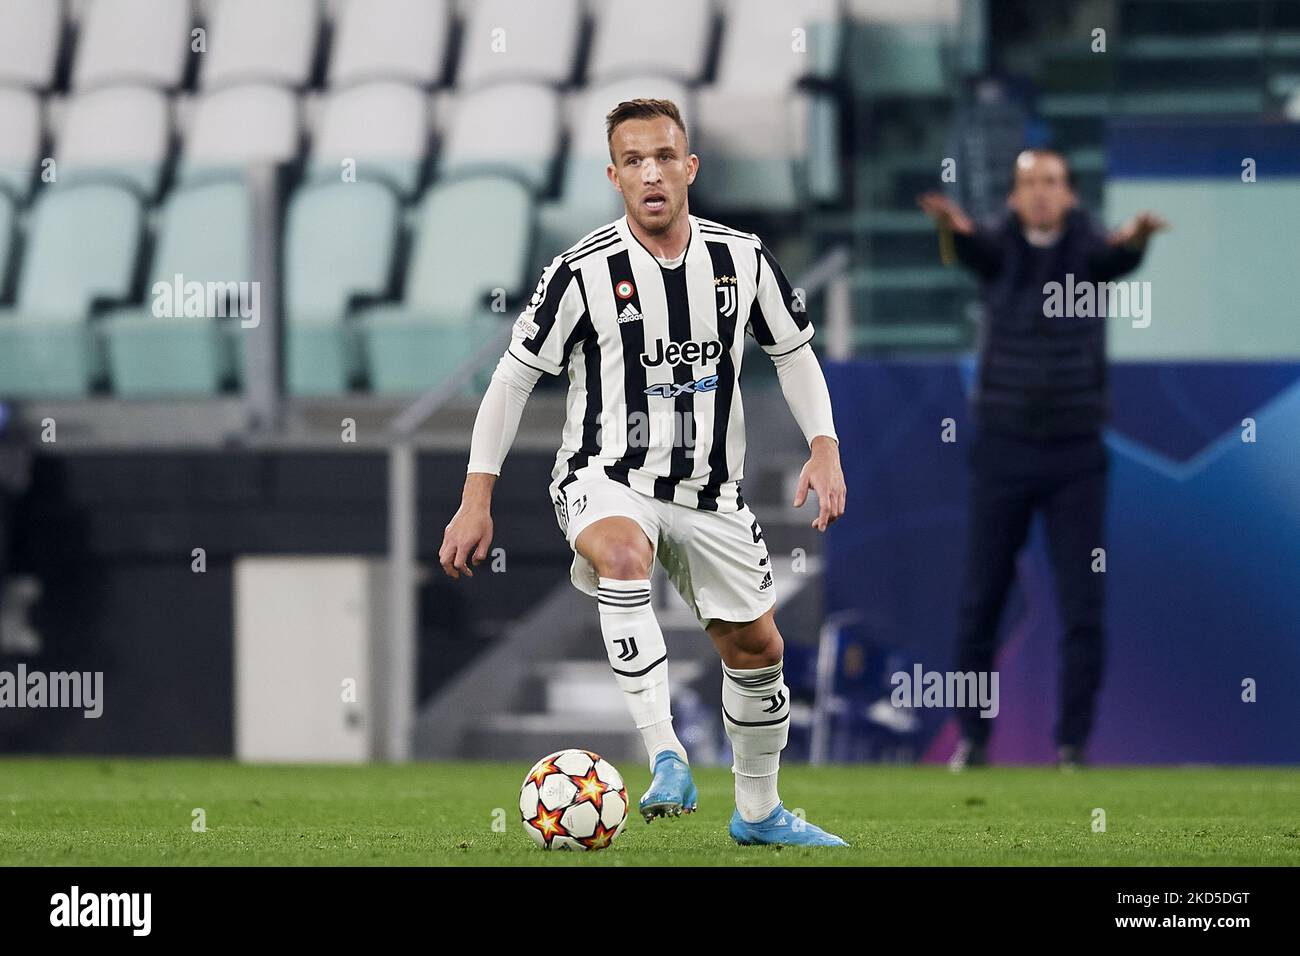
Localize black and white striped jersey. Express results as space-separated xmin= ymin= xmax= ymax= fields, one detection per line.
xmin=508 ymin=214 xmax=815 ymax=513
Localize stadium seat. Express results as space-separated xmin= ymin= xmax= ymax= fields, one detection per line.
xmin=201 ymin=0 xmax=320 ymax=90
xmin=284 ymin=179 xmax=401 ymax=395
xmin=103 ymin=181 xmax=251 ymax=395
xmin=693 ymin=0 xmax=842 ymax=212
xmin=309 ymin=81 xmax=429 ymax=197
xmin=72 ymin=0 xmax=193 ymax=90
xmin=0 ymin=87 xmax=41 ymax=199
xmin=58 ymin=85 xmax=171 ymax=197
xmin=539 ymin=76 xmax=691 ymax=251
xmin=587 ymin=0 xmax=713 ymax=83
xmin=0 ymin=0 xmax=62 ymax=89
xmin=328 ymin=0 xmax=450 ymax=88
xmin=0 ymin=184 xmax=143 ymax=397
xmin=715 ymin=0 xmax=841 ymax=93
xmin=361 ymin=175 xmax=532 ymax=394
xmin=456 ymin=0 xmax=582 ymax=88
xmin=179 ymin=84 xmax=300 ymax=183
xmin=437 ymin=83 xmax=560 ymax=192
xmin=694 ymin=96 xmax=842 ymax=213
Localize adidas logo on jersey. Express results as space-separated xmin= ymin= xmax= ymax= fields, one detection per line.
xmin=617 ymin=303 xmax=643 ymax=324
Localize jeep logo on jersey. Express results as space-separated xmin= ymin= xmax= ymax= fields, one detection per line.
xmin=644 ymin=375 xmax=719 ymax=398
xmin=640 ymin=339 xmax=723 ymax=368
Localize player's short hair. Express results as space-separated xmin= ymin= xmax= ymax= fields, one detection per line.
xmin=605 ymin=98 xmax=689 ymax=160
xmin=1012 ymin=148 xmax=1076 ymax=189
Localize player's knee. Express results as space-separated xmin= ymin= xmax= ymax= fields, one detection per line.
xmin=712 ymin=614 xmax=783 ymax=667
xmin=754 ymin=630 xmax=784 ymax=666
xmin=592 ymin=538 xmax=653 ymax=580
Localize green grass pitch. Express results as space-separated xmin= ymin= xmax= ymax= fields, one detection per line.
xmin=2 ymin=758 xmax=1297 ymax=866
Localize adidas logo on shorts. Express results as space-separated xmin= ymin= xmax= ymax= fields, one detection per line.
xmin=759 ymin=570 xmax=773 ymax=591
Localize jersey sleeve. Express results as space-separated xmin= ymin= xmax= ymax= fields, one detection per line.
xmin=747 ymin=241 xmax=815 ymax=357
xmin=507 ymin=255 xmax=590 ymax=377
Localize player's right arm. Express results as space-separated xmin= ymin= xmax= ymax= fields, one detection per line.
xmin=438 ymin=350 xmax=540 ymax=578
xmin=439 ymin=254 xmax=588 ymax=579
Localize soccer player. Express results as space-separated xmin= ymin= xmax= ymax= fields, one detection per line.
xmin=918 ymin=149 xmax=1166 ymax=770
xmin=439 ymin=99 xmax=848 ymax=847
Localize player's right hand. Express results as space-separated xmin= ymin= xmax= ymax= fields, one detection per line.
xmin=439 ymin=505 xmax=493 ymax=579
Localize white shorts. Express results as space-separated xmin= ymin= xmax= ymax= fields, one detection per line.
xmin=548 ymin=471 xmax=776 ymax=629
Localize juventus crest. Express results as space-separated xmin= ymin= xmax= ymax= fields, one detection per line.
xmin=715 ymin=274 xmax=738 ymax=317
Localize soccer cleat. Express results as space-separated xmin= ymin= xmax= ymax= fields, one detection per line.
xmin=729 ymin=802 xmax=849 ymax=848
xmin=638 ymin=750 xmax=698 ymax=821
xmin=948 ymin=738 xmax=988 ymax=772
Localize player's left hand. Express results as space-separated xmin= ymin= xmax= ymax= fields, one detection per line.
xmin=793 ymin=436 xmax=846 ymax=532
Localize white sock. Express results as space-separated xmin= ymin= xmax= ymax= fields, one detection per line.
xmin=722 ymin=659 xmax=788 ymax=822
xmin=734 ymin=752 xmax=781 ymax=823
xmin=596 ymin=577 xmax=687 ymax=767
xmin=641 ymin=718 xmax=687 ymax=769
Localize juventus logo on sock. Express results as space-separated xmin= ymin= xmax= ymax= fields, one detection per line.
xmin=614 ymin=637 xmax=639 ymax=661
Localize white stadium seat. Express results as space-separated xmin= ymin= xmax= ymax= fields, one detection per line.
xmin=59 ymin=85 xmax=171 ymax=196
xmin=438 ymin=82 xmax=560 ymax=191
xmin=693 ymin=93 xmax=814 ymax=212
xmin=714 ymin=0 xmax=841 ymax=92
xmin=181 ymin=84 xmax=300 ymax=182
xmin=310 ymin=81 xmax=430 ymax=197
xmin=72 ymin=0 xmax=193 ymax=90
xmin=587 ymin=0 xmax=713 ymax=83
xmin=694 ymin=0 xmax=843 ymax=212
xmin=201 ymin=0 xmax=320 ymax=89
xmin=0 ymin=0 xmax=63 ymax=89
xmin=0 ymin=87 xmax=42 ymax=198
xmin=328 ymin=0 xmax=451 ymax=87
xmin=456 ymin=0 xmax=582 ymax=88
xmin=360 ymin=174 xmax=534 ymax=393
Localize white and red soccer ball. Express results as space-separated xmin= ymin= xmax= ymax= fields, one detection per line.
xmin=519 ymin=748 xmax=629 ymax=850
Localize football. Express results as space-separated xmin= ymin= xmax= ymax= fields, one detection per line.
xmin=518 ymin=749 xmax=630 ymax=850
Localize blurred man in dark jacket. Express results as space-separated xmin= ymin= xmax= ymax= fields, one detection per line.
xmin=918 ymin=149 xmax=1165 ymax=769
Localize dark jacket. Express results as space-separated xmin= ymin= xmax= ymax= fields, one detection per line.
xmin=953 ymin=207 xmax=1146 ymax=439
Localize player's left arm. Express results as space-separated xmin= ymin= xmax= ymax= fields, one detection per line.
xmin=750 ymin=241 xmax=845 ymax=532
xmin=776 ymin=346 xmax=844 ymax=532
